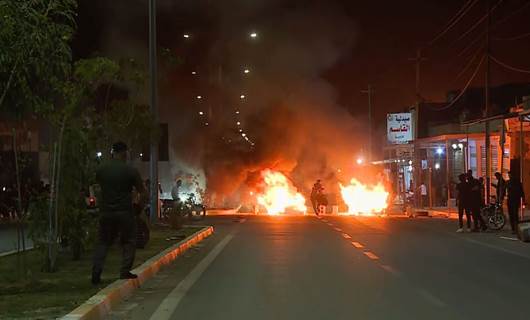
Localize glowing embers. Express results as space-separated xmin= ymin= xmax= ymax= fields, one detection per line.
xmin=256 ymin=169 xmax=307 ymax=215
xmin=340 ymin=178 xmax=389 ymax=215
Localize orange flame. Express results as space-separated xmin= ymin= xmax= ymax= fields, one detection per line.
xmin=340 ymin=178 xmax=389 ymax=215
xmin=256 ymin=169 xmax=307 ymax=215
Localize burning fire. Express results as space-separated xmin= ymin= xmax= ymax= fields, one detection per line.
xmin=340 ymin=178 xmax=389 ymax=215
xmin=256 ymin=169 xmax=307 ymax=215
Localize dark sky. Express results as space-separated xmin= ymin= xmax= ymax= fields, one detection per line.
xmin=74 ymin=0 xmax=530 ymax=128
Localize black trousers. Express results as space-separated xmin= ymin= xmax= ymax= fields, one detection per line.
xmin=507 ymin=201 xmax=520 ymax=232
xmin=92 ymin=211 xmax=137 ymax=276
xmin=458 ymin=205 xmax=471 ymax=229
xmin=470 ymin=205 xmax=486 ymax=230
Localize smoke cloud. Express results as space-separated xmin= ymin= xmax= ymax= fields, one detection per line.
xmin=91 ymin=0 xmax=366 ymax=205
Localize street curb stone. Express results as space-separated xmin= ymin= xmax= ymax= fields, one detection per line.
xmin=60 ymin=225 xmax=214 ymax=320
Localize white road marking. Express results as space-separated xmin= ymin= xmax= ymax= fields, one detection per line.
xmin=417 ymin=288 xmax=446 ymax=308
xmin=380 ymin=264 xmax=402 ymax=277
xmin=149 ymin=234 xmax=234 ymax=320
xmin=499 ymin=236 xmax=518 ymax=241
xmin=461 ymin=237 xmax=530 ymax=260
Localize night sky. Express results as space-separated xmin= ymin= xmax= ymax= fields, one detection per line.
xmin=74 ymin=0 xmax=530 ymax=123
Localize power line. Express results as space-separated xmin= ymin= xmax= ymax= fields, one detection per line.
xmin=493 ymin=31 xmax=530 ymax=41
xmin=490 ymin=54 xmax=530 ymax=74
xmin=428 ymin=0 xmax=479 ymax=46
xmin=452 ymin=43 xmax=485 ymax=83
xmin=429 ymin=54 xmax=486 ymax=111
xmin=452 ymin=0 xmax=504 ymax=45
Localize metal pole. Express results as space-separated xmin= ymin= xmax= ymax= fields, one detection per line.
xmin=361 ymin=85 xmax=373 ymax=162
xmin=149 ymin=0 xmax=159 ymax=223
xmin=484 ymin=0 xmax=492 ymax=201
xmin=446 ymin=140 xmax=451 ymax=204
xmin=519 ymin=117 xmax=524 ymax=218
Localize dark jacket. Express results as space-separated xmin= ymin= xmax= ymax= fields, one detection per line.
xmin=506 ymin=179 xmax=525 ymax=204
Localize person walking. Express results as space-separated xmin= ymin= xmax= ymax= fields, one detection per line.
xmin=506 ymin=171 xmax=525 ymax=234
xmin=92 ymin=142 xmax=146 ymax=285
xmin=467 ymin=171 xmax=487 ymax=232
xmin=456 ymin=174 xmax=471 ymax=232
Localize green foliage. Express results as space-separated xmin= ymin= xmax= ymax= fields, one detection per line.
xmin=0 ymin=0 xmax=77 ymax=117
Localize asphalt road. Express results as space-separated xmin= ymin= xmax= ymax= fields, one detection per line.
xmin=109 ymin=215 xmax=530 ymax=320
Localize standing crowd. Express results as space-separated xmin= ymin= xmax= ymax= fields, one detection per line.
xmin=456 ymin=170 xmax=525 ymax=234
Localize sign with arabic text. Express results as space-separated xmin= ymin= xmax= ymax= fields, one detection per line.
xmin=387 ymin=113 xmax=413 ymax=144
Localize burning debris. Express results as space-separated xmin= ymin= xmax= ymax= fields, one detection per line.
xmin=340 ymin=178 xmax=389 ymax=215
xmin=255 ymin=169 xmax=307 ymax=215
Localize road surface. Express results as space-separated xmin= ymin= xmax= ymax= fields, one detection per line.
xmin=109 ymin=215 xmax=530 ymax=320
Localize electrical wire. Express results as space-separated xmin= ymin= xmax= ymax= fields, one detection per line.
xmin=493 ymin=32 xmax=530 ymax=41
xmin=428 ymin=0 xmax=479 ymax=45
xmin=429 ymin=54 xmax=486 ymax=111
xmin=452 ymin=0 xmax=504 ymax=45
xmin=490 ymin=54 xmax=530 ymax=74
xmin=452 ymin=43 xmax=485 ymax=82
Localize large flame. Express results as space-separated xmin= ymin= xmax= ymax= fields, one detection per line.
xmin=256 ymin=169 xmax=307 ymax=215
xmin=340 ymin=178 xmax=389 ymax=215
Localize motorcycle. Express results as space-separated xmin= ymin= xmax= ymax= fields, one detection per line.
xmin=480 ymin=197 xmax=506 ymax=231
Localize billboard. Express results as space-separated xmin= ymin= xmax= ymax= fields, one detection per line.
xmin=387 ymin=113 xmax=413 ymax=144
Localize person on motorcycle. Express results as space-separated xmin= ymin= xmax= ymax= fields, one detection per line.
xmin=506 ymin=171 xmax=525 ymax=234
xmin=456 ymin=174 xmax=471 ymax=232
xmin=310 ymin=180 xmax=324 ymax=215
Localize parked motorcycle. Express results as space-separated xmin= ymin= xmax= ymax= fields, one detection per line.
xmin=480 ymin=198 xmax=506 ymax=230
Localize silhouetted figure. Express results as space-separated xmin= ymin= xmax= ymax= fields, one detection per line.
xmin=456 ymin=174 xmax=472 ymax=232
xmin=310 ymin=180 xmax=324 ymax=215
xmin=506 ymin=171 xmax=525 ymax=234
xmin=92 ymin=142 xmax=146 ymax=285
xmin=492 ymin=172 xmax=506 ymax=204
xmin=467 ymin=171 xmax=487 ymax=232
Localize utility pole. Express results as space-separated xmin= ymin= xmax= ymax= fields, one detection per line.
xmin=485 ymin=0 xmax=491 ymax=201
xmin=149 ymin=0 xmax=159 ymax=223
xmin=361 ymin=85 xmax=374 ymax=162
xmin=409 ymin=48 xmax=427 ymax=207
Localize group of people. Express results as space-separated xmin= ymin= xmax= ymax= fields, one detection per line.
xmin=456 ymin=170 xmax=488 ymax=232
xmin=456 ymin=170 xmax=525 ymax=234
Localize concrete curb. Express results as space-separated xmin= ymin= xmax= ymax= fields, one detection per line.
xmin=61 ymin=225 xmax=214 ymax=320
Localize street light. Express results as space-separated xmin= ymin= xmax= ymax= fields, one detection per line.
xmin=237 ymin=121 xmax=241 ymax=126
xmin=244 ymin=68 xmax=250 ymax=74
xmin=436 ymin=147 xmax=444 ymax=155
xmin=235 ymin=110 xmax=240 ymax=114
xmin=240 ymin=94 xmax=246 ymax=99
xmin=197 ymin=95 xmax=202 ymax=100
xmin=183 ymin=34 xmax=190 ymax=39
xmin=435 ymin=163 xmax=441 ymax=170
xmin=356 ymin=158 xmax=364 ymax=165
xmin=96 ymin=151 xmax=102 ymax=158
xmin=250 ymin=32 xmax=258 ymax=38
xmin=198 ymin=111 xmax=204 ymax=115
xmin=191 ymin=71 xmax=197 ymax=75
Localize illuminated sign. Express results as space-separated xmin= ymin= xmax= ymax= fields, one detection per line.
xmin=387 ymin=113 xmax=413 ymax=144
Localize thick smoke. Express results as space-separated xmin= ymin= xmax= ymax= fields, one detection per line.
xmin=94 ymin=0 xmax=366 ymax=205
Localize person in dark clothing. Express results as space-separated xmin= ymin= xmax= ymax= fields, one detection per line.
xmin=92 ymin=142 xmax=146 ymax=285
xmin=467 ymin=171 xmax=487 ymax=231
xmin=456 ymin=174 xmax=471 ymax=232
xmin=492 ymin=172 xmax=506 ymax=204
xmin=506 ymin=171 xmax=525 ymax=234
xmin=310 ymin=180 xmax=324 ymax=215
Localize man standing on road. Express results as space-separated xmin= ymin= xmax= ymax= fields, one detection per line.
xmin=92 ymin=142 xmax=146 ymax=285
xmin=506 ymin=171 xmax=525 ymax=234
xmin=467 ymin=170 xmax=487 ymax=232
xmin=456 ymin=174 xmax=471 ymax=232
xmin=492 ymin=172 xmax=506 ymax=204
